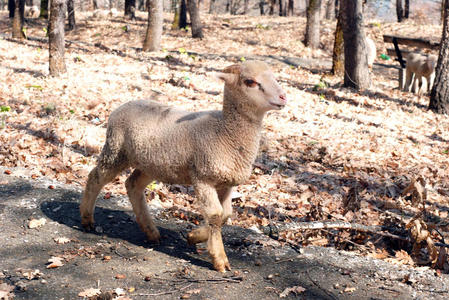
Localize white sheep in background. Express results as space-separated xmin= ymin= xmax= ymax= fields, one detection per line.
xmin=366 ymin=37 xmax=376 ymax=68
xmin=25 ymin=5 xmax=40 ymax=18
xmin=80 ymin=61 xmax=287 ymax=272
xmin=404 ymin=52 xmax=437 ymax=95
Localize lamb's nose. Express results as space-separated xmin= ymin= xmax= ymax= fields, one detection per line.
xmin=279 ymin=94 xmax=287 ymax=104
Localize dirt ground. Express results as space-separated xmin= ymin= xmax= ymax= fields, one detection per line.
xmin=1 ymin=167 xmax=448 ymax=300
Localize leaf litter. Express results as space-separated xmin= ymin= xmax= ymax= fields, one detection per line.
xmin=0 ymin=11 xmax=448 ymax=273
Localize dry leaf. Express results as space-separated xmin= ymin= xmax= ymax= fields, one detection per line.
xmin=78 ymin=288 xmax=101 ymax=297
xmin=22 ymin=269 xmax=43 ymax=280
xmin=279 ymin=285 xmax=306 ymax=297
xmin=114 ymin=288 xmax=126 ymax=296
xmin=47 ymin=256 xmax=64 ymax=269
xmin=54 ymin=237 xmax=71 ymax=244
xmin=0 ymin=283 xmax=14 ymax=300
xmin=344 ymin=287 xmax=356 ymax=293
xmin=28 ymin=217 xmax=47 ymax=229
xmin=402 ymin=176 xmax=427 ymax=207
xmin=115 ymin=274 xmax=126 ymax=279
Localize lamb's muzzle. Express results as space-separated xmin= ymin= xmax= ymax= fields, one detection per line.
xmin=80 ymin=60 xmax=286 ymax=272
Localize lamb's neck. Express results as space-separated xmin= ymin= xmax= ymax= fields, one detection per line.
xmin=220 ymin=93 xmax=264 ymax=159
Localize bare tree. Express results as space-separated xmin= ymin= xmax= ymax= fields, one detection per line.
xmin=396 ymin=0 xmax=409 ymax=22
xmin=331 ymin=1 xmax=343 ymax=75
xmin=40 ymin=0 xmax=49 ymax=18
xmin=404 ymin=0 xmax=410 ymax=18
xmin=67 ymin=0 xmax=76 ymax=31
xmin=143 ymin=0 xmax=163 ymax=51
xmin=305 ymin=0 xmax=321 ymax=49
xmin=279 ymin=0 xmax=287 ymax=16
xmin=341 ymin=0 xmax=371 ymax=89
xmin=11 ymin=0 xmax=25 ymax=39
xmin=49 ymin=0 xmax=67 ymax=76
xmin=429 ymin=0 xmax=449 ymax=114
xmin=287 ymin=0 xmax=294 ymax=16
xmin=125 ymin=0 xmax=136 ymax=19
xmin=187 ymin=0 xmax=203 ymax=38
xmin=209 ymin=0 xmax=216 ymax=13
xmin=325 ymin=0 xmax=335 ymax=19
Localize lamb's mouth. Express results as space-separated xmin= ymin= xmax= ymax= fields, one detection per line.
xmin=269 ymin=102 xmax=285 ymax=109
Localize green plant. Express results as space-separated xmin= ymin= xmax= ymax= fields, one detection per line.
xmin=313 ymin=80 xmax=327 ymax=91
xmin=1 ymin=105 xmax=11 ymax=128
xmin=255 ymin=23 xmax=270 ymax=30
xmin=178 ymin=47 xmax=187 ymax=55
xmin=22 ymin=27 xmax=28 ymax=39
xmin=25 ymin=84 xmax=43 ymax=91
xmin=240 ymin=57 xmax=246 ymax=62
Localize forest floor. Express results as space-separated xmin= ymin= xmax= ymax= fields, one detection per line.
xmin=0 ymin=10 xmax=449 ymax=299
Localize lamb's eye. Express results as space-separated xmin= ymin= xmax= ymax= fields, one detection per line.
xmin=244 ymin=79 xmax=258 ymax=88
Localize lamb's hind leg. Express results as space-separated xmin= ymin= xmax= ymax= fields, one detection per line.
xmin=193 ymin=182 xmax=230 ymax=272
xmin=187 ymin=186 xmax=233 ymax=245
xmin=125 ymin=169 xmax=160 ymax=242
xmin=80 ymin=164 xmax=123 ymax=230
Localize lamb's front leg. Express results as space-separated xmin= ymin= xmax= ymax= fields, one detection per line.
xmin=193 ymin=182 xmax=231 ymax=272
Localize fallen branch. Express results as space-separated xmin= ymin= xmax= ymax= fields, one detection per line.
xmin=264 ymin=221 xmax=409 ymax=241
xmin=138 ymin=283 xmax=193 ymax=297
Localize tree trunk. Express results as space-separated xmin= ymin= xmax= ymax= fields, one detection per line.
xmin=259 ymin=0 xmax=265 ymax=15
xmin=429 ymin=0 xmax=449 ymax=114
xmin=143 ymin=0 xmax=163 ymax=51
xmin=12 ymin=0 xmax=25 ymax=39
xmin=325 ymin=0 xmax=335 ymax=19
xmin=8 ymin=0 xmax=15 ymax=18
xmin=40 ymin=0 xmax=48 ymax=18
xmin=331 ymin=3 xmax=343 ymax=75
xmin=125 ymin=0 xmax=136 ymax=19
xmin=187 ymin=0 xmax=203 ymax=38
xmin=287 ymin=0 xmax=294 ymax=16
xmin=172 ymin=0 xmax=180 ymax=28
xmin=67 ymin=0 xmax=76 ymax=31
xmin=305 ymin=0 xmax=321 ymax=49
xmin=404 ymin=0 xmax=409 ymax=19
xmin=396 ymin=0 xmax=403 ymax=22
xmin=279 ymin=0 xmax=287 ymax=16
xmin=179 ymin=0 xmax=187 ymax=28
xmin=341 ymin=0 xmax=371 ymax=90
xmin=244 ymin=0 xmax=249 ymax=14
xmin=269 ymin=0 xmax=275 ymax=15
xmin=49 ymin=0 xmax=67 ymax=76
xmin=209 ymin=0 xmax=215 ymax=13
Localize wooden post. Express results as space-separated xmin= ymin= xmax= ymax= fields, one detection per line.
xmin=399 ymin=68 xmax=406 ymax=90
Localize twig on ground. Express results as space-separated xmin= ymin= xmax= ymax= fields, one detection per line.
xmin=138 ymin=282 xmax=193 ymax=297
xmin=268 ymin=221 xmax=409 ymax=241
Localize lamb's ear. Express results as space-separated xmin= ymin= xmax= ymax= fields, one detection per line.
xmin=214 ymin=64 xmax=241 ymax=85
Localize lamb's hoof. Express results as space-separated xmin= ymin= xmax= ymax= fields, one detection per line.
xmin=187 ymin=227 xmax=209 ymax=245
xmin=145 ymin=228 xmax=161 ymax=243
xmin=213 ymin=257 xmax=231 ymax=273
xmin=81 ymin=217 xmax=95 ymax=231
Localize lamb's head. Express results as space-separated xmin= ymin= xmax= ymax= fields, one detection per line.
xmin=426 ymin=55 xmax=437 ymax=73
xmin=217 ymin=61 xmax=287 ymax=115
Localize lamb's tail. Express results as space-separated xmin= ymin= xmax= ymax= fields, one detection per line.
xmin=98 ymin=125 xmax=127 ymax=169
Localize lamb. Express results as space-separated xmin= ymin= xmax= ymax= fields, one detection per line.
xmin=80 ymin=61 xmax=287 ymax=272
xmin=404 ymin=53 xmax=437 ymax=94
xmin=25 ymin=5 xmax=40 ymax=18
xmin=92 ymin=9 xmax=117 ymax=19
xmin=366 ymin=37 xmax=376 ymax=68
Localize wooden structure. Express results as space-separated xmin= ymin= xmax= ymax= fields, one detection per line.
xmin=383 ymin=34 xmax=439 ymax=89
